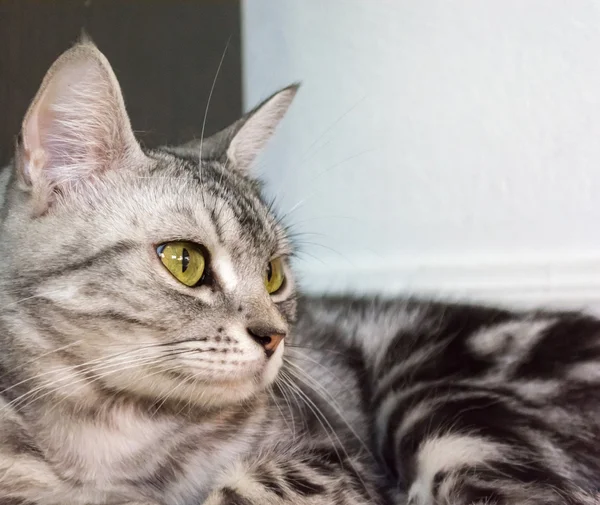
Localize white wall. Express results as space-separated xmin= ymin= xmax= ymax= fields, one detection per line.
xmin=242 ymin=0 xmax=600 ymax=310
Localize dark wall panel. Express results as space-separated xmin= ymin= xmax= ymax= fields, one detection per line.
xmin=0 ymin=0 xmax=242 ymax=164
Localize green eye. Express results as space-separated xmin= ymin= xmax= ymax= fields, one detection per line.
xmin=265 ymin=257 xmax=285 ymax=294
xmin=157 ymin=242 xmax=206 ymax=287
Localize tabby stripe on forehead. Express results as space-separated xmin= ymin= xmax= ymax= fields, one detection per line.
xmin=208 ymin=183 xmax=276 ymax=246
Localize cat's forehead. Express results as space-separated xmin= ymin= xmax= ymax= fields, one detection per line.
xmin=138 ymin=148 xmax=290 ymax=259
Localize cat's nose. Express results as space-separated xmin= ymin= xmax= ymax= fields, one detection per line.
xmin=247 ymin=326 xmax=286 ymax=358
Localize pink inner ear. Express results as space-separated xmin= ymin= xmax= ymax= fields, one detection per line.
xmin=226 ymin=86 xmax=297 ymax=173
xmin=27 ymin=65 xmax=113 ymax=189
xmin=20 ymin=46 xmax=139 ymax=196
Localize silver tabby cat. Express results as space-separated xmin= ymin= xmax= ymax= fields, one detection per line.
xmin=0 ymin=42 xmax=599 ymax=505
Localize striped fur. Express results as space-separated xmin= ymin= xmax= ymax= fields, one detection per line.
xmin=1 ymin=41 xmax=600 ymax=505
xmin=296 ymin=297 xmax=600 ymax=504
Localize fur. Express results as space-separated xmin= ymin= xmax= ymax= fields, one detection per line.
xmin=0 ymin=41 xmax=599 ymax=505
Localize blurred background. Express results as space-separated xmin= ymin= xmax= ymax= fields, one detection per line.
xmin=0 ymin=1 xmax=243 ymax=162
xmin=4 ymin=1 xmax=600 ymax=309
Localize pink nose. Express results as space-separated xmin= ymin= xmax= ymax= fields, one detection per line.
xmin=247 ymin=328 xmax=286 ymax=358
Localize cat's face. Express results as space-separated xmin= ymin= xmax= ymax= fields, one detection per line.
xmin=1 ymin=42 xmax=298 ymax=408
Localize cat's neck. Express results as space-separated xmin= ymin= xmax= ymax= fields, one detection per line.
xmin=0 ymin=345 xmax=270 ymax=494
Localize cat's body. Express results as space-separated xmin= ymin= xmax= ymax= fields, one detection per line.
xmin=297 ymin=297 xmax=600 ymax=504
xmin=0 ymin=41 xmax=599 ymax=505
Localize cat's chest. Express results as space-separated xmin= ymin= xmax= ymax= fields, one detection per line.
xmin=53 ymin=410 xmax=176 ymax=478
xmin=40 ymin=406 xmax=254 ymax=504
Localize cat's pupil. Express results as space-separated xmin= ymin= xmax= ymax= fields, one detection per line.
xmin=181 ymin=248 xmax=190 ymax=273
xmin=266 ymin=263 xmax=272 ymax=281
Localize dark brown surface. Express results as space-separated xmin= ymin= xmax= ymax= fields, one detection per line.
xmin=0 ymin=0 xmax=242 ymax=164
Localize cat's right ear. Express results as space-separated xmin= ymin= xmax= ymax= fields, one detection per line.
xmin=16 ymin=41 xmax=144 ymax=215
xmin=171 ymin=84 xmax=299 ymax=174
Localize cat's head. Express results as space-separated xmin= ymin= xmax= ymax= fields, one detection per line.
xmin=2 ymin=42 xmax=298 ymax=408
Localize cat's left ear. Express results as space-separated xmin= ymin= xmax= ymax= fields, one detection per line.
xmin=174 ymin=84 xmax=299 ymax=173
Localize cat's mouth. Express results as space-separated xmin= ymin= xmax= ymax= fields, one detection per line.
xmin=143 ymin=343 xmax=284 ymax=407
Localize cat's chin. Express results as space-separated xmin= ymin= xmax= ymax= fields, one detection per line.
xmin=111 ymin=376 xmax=258 ymax=409
xmin=191 ymin=352 xmax=284 ymax=408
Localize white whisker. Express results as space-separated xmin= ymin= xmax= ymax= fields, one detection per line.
xmin=284 ymin=358 xmax=373 ymax=458
xmin=280 ymin=368 xmax=376 ymax=502
xmin=197 ymin=36 xmax=231 ymax=208
xmin=3 ymin=350 xmax=190 ymax=415
xmin=269 ymin=387 xmax=294 ymax=439
xmin=279 ymin=370 xmax=345 ymax=464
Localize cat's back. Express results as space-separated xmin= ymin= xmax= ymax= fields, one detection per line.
xmin=296 ymin=294 xmax=600 ymax=417
xmin=296 ymin=295 xmax=600 ymax=497
xmin=296 ymin=294 xmax=600 ymax=378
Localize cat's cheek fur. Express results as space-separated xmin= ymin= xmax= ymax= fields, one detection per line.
xmin=261 ymin=341 xmax=285 ymax=387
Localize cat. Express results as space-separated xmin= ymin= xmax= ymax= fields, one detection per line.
xmin=0 ymin=40 xmax=384 ymax=505
xmin=0 ymin=40 xmax=599 ymax=505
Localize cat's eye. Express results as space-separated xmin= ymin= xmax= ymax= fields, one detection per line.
xmin=157 ymin=242 xmax=206 ymax=287
xmin=265 ymin=257 xmax=285 ymax=294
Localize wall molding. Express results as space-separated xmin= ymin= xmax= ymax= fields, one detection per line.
xmin=296 ymin=253 xmax=600 ymax=313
